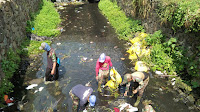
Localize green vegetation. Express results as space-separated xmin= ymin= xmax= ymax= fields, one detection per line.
xmin=157 ymin=0 xmax=200 ymax=32
xmin=145 ymin=31 xmax=176 ymax=75
xmin=27 ymin=0 xmax=61 ymax=37
xmin=0 ymin=0 xmax=60 ymax=107
xmin=99 ymin=0 xmax=200 ymax=90
xmin=21 ymin=39 xmax=51 ymax=56
xmin=98 ymin=0 xmax=144 ymax=40
xmin=145 ymin=31 xmax=200 ymax=88
xmin=0 ymin=49 xmax=21 ymax=107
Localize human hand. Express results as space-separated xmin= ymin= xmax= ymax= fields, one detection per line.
xmin=124 ymin=91 xmax=128 ymax=96
xmin=51 ymin=70 xmax=55 ymax=75
xmin=96 ymin=76 xmax=98 ymax=81
xmin=133 ymin=90 xmax=137 ymax=94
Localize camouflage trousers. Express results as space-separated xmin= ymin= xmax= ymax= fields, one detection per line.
xmin=69 ymin=89 xmax=79 ymax=111
xmin=138 ymin=77 xmax=149 ymax=96
xmin=98 ymin=69 xmax=109 ymax=84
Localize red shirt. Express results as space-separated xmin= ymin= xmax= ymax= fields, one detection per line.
xmin=95 ymin=56 xmax=113 ymax=76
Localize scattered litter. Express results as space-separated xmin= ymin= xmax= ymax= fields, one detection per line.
xmin=26 ymin=84 xmax=38 ymax=90
xmin=83 ymin=57 xmax=87 ymax=61
xmin=83 ymin=109 xmax=87 ymax=112
xmin=90 ymin=41 xmax=93 ymax=44
xmin=34 ymin=90 xmax=38 ymax=93
xmin=120 ymin=58 xmax=125 ymax=60
xmin=114 ymin=46 xmax=118 ymax=49
xmin=59 ymin=69 xmax=62 ymax=72
xmin=171 ymin=78 xmax=176 ymax=85
xmin=57 ymin=43 xmax=61 ymax=46
xmin=119 ymin=103 xmax=138 ymax=112
xmin=34 ymin=87 xmax=44 ymax=93
xmin=155 ymin=71 xmax=164 ymax=75
xmin=39 ymin=87 xmax=44 ymax=91
xmin=159 ymin=88 xmax=163 ymax=91
xmin=61 ymin=54 xmax=70 ymax=60
xmin=58 ymin=6 xmax=65 ymax=10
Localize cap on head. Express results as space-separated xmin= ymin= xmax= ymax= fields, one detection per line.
xmin=122 ymin=73 xmax=132 ymax=84
xmin=89 ymin=95 xmax=96 ymax=107
xmin=99 ymin=53 xmax=106 ymax=63
xmin=39 ymin=42 xmax=51 ymax=51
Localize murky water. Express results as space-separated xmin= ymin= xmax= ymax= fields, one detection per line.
xmin=20 ymin=2 xmax=197 ymax=112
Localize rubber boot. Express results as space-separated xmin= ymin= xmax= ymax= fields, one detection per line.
xmin=98 ymin=82 xmax=102 ymax=92
xmin=134 ymin=96 xmax=142 ymax=107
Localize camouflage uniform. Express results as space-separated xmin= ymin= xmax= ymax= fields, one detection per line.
xmin=69 ymin=89 xmax=79 ymax=111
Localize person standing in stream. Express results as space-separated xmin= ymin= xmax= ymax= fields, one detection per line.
xmin=39 ymin=42 xmax=59 ymax=81
xmin=95 ymin=53 xmax=113 ymax=92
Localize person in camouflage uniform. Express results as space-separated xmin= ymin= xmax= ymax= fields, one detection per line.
xmin=39 ymin=42 xmax=59 ymax=81
xmin=121 ymin=71 xmax=149 ymax=107
xmin=69 ymin=84 xmax=96 ymax=111
xmin=142 ymin=100 xmax=155 ymax=112
xmin=69 ymin=89 xmax=80 ymax=111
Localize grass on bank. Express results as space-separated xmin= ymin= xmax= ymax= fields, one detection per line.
xmin=98 ymin=0 xmax=144 ymax=40
xmin=26 ymin=0 xmax=61 ymax=37
xmin=98 ymin=0 xmax=200 ymax=91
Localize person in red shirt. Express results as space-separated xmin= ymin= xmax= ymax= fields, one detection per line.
xmin=95 ymin=53 xmax=113 ymax=92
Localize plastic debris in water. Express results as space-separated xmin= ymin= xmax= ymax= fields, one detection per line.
xmin=39 ymin=87 xmax=44 ymax=91
xmin=119 ymin=103 xmax=138 ymax=112
xmin=83 ymin=109 xmax=87 ymax=112
xmin=155 ymin=70 xmax=164 ymax=75
xmin=57 ymin=43 xmax=61 ymax=45
xmin=26 ymin=84 xmax=38 ymax=90
xmin=83 ymin=57 xmax=87 ymax=61
xmin=120 ymin=58 xmax=125 ymax=60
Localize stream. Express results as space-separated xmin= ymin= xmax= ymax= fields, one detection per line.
xmin=9 ymin=2 xmax=198 ymax=112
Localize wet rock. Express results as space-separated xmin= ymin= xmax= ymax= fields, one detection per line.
xmin=27 ymin=33 xmax=48 ymax=41
xmin=28 ymin=78 xmax=44 ymax=85
xmin=196 ymin=99 xmax=200 ymax=107
xmin=173 ymin=98 xmax=179 ymax=102
xmin=187 ymin=95 xmax=195 ymax=104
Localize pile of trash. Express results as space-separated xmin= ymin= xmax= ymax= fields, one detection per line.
xmin=127 ymin=32 xmax=150 ymax=61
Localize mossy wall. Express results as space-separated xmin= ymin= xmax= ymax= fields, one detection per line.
xmin=0 ymin=0 xmax=42 ymax=84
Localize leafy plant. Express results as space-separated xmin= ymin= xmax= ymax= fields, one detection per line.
xmin=157 ymin=0 xmax=200 ymax=32
xmin=0 ymin=49 xmax=21 ymax=106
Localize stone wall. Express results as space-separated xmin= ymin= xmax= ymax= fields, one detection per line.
xmin=0 ymin=0 xmax=42 ymax=81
